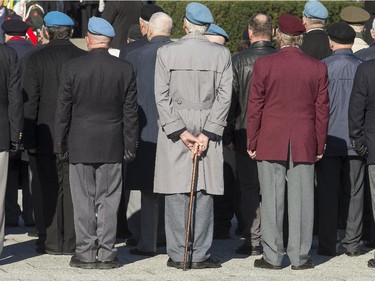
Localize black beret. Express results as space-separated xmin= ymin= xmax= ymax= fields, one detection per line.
xmin=327 ymin=22 xmax=356 ymax=44
xmin=1 ymin=19 xmax=29 ymax=36
xmin=140 ymin=4 xmax=164 ymax=22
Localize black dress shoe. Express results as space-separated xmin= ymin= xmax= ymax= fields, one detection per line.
xmin=364 ymin=241 xmax=375 ymax=249
xmin=345 ymin=251 xmax=362 ymax=257
xmin=213 ymin=232 xmax=231 ymax=240
xmin=191 ymin=257 xmax=221 ymax=269
xmin=129 ymin=248 xmax=156 ymax=257
xmin=291 ymin=259 xmax=314 ymax=270
xmin=167 ymin=258 xmax=184 ymax=269
xmin=69 ymin=255 xmax=97 ymax=269
xmin=254 ymin=257 xmax=282 ymax=270
xmin=236 ymin=243 xmax=261 ymax=256
xmin=97 ymin=257 xmax=120 ymax=269
xmin=125 ymin=236 xmax=138 ymax=246
xmin=317 ymin=248 xmax=336 ymax=257
xmin=368 ymin=259 xmax=375 ymax=268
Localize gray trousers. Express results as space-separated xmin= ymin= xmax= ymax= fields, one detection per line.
xmin=165 ymin=192 xmax=213 ymax=263
xmin=0 ymin=151 xmax=9 ymax=256
xmin=257 ymin=159 xmax=314 ymax=267
xmin=69 ymin=163 xmax=122 ymax=263
xmin=367 ymin=165 xmax=375 ymax=258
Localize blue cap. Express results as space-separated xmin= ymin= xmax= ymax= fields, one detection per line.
xmin=185 ymin=2 xmax=214 ymax=26
xmin=88 ymin=17 xmax=115 ymax=38
xmin=303 ymin=0 xmax=328 ymax=20
xmin=44 ymin=11 xmax=74 ymax=27
xmin=205 ymin=24 xmax=229 ymax=42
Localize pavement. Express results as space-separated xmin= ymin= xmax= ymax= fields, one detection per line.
xmin=1 ymin=224 xmax=375 ymax=281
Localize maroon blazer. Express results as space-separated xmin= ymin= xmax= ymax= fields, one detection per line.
xmin=246 ymin=47 xmax=329 ymax=163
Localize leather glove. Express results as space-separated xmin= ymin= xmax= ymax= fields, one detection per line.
xmin=9 ymin=141 xmax=22 ymax=157
xmin=354 ymin=144 xmax=368 ymax=158
xmin=123 ymin=150 xmax=136 ymax=163
xmin=56 ymin=151 xmax=69 ymax=162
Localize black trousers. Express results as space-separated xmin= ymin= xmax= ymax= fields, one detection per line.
xmin=213 ymin=149 xmax=243 ymax=237
xmin=316 ymin=156 xmax=365 ymax=252
xmin=5 ymin=155 xmax=33 ymax=225
xmin=36 ymin=155 xmax=75 ymax=253
xmin=235 ymin=150 xmax=261 ymax=246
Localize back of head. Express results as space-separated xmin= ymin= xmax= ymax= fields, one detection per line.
xmin=278 ymin=13 xmax=305 ymax=47
xmin=184 ymin=2 xmax=213 ymax=35
xmin=205 ymin=24 xmax=229 ymax=44
xmin=327 ymin=22 xmax=356 ymax=46
xmin=44 ymin=11 xmax=74 ymax=40
xmin=148 ymin=12 xmax=173 ymax=37
xmin=86 ymin=17 xmax=115 ymax=50
xmin=248 ymin=13 xmax=272 ymax=39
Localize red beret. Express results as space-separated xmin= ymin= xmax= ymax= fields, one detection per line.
xmin=278 ymin=13 xmax=305 ymax=36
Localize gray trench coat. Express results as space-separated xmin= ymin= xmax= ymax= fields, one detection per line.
xmin=153 ymin=34 xmax=232 ymax=195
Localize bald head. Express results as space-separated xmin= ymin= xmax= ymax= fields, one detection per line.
xmin=85 ymin=32 xmax=111 ymax=51
xmin=147 ymin=12 xmax=173 ymax=40
xmin=248 ymin=13 xmax=273 ymax=43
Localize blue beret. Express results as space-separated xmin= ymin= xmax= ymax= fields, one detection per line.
xmin=205 ymin=24 xmax=229 ymax=42
xmin=88 ymin=17 xmax=115 ymax=38
xmin=44 ymin=11 xmax=74 ymax=27
xmin=303 ymin=0 xmax=328 ymax=20
xmin=185 ymin=2 xmax=213 ymax=26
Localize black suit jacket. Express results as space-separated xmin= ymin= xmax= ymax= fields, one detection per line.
xmin=300 ymin=29 xmax=331 ymax=60
xmin=22 ymin=40 xmax=87 ymax=155
xmin=349 ymin=59 xmax=375 ymax=164
xmin=55 ymin=48 xmax=138 ymax=164
xmin=0 ymin=44 xmax=22 ymax=151
xmin=7 ymin=38 xmax=36 ymax=60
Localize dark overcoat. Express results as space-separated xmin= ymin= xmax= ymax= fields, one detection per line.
xmin=300 ymin=29 xmax=331 ymax=60
xmin=22 ymin=40 xmax=87 ymax=155
xmin=0 ymin=44 xmax=22 ymax=151
xmin=247 ymin=47 xmax=329 ymax=163
xmin=349 ymin=59 xmax=375 ymax=164
xmin=125 ymin=35 xmax=171 ymax=190
xmin=54 ymin=48 xmax=138 ymax=164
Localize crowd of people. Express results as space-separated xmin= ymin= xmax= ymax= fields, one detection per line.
xmin=2 ymin=0 xmax=375 ymax=272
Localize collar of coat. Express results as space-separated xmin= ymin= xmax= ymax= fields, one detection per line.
xmin=181 ymin=33 xmax=209 ymax=42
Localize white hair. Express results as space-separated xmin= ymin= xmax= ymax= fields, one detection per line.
xmin=149 ymin=12 xmax=173 ymax=36
xmin=184 ymin=18 xmax=209 ymax=35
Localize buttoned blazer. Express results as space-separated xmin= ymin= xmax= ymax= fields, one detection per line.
xmin=247 ymin=47 xmax=329 ymax=163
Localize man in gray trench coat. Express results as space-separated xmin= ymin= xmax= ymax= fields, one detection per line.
xmin=153 ymin=2 xmax=232 ymax=269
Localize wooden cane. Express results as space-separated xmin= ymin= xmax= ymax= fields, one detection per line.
xmin=183 ymin=152 xmax=199 ymax=271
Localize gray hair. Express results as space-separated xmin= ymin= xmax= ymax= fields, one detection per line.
xmin=305 ymin=17 xmax=325 ymax=26
xmin=149 ymin=12 xmax=173 ymax=36
xmin=184 ymin=18 xmax=209 ymax=35
xmin=279 ymin=29 xmax=303 ymax=47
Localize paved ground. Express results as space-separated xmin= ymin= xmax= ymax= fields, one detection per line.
xmin=1 ymin=225 xmax=375 ymax=281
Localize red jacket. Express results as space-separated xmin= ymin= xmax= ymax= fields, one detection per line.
xmin=246 ymin=47 xmax=329 ymax=163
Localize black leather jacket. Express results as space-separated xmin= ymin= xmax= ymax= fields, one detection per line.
xmin=223 ymin=41 xmax=277 ymax=152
